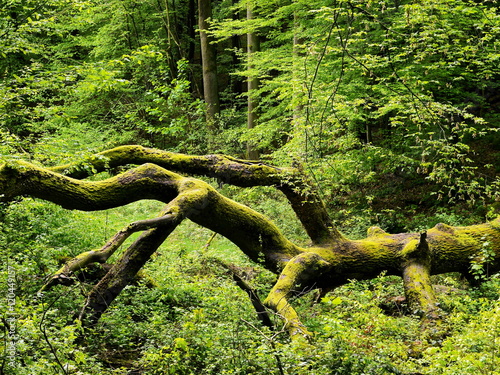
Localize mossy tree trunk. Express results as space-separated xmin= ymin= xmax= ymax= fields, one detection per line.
xmin=2 ymin=146 xmax=499 ymax=340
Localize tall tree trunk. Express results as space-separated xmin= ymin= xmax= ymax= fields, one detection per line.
xmin=231 ymin=0 xmax=243 ymax=96
xmin=188 ymin=0 xmax=196 ymax=62
xmin=155 ymin=0 xmax=182 ymax=75
xmin=292 ymin=11 xmax=305 ymax=144
xmin=246 ymin=4 xmax=260 ymax=160
xmin=198 ymin=0 xmax=220 ymax=122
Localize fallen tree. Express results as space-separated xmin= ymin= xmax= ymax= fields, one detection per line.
xmin=2 ymin=145 xmax=499 ymax=340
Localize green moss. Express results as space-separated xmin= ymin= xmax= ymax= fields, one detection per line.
xmin=263 ymin=252 xmax=330 ymax=340
xmin=403 ymin=262 xmax=438 ymax=317
xmin=401 ymin=239 xmax=420 ymax=257
xmin=433 ymin=223 xmax=455 ymax=234
xmin=367 ymin=226 xmax=390 ymax=237
xmin=426 ymin=222 xmax=500 ymax=272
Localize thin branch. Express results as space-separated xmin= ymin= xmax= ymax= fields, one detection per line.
xmin=240 ymin=318 xmax=285 ymax=375
xmin=40 ymin=213 xmax=176 ymax=291
xmin=38 ymin=291 xmax=73 ymax=375
xmin=212 ymin=259 xmax=274 ymax=330
xmin=201 ymin=232 xmax=218 ymax=254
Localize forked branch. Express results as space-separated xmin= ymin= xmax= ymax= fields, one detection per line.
xmin=3 ymin=148 xmax=500 ymax=341
xmin=49 ymin=145 xmax=343 ymax=244
xmin=40 ymin=213 xmax=176 ymax=291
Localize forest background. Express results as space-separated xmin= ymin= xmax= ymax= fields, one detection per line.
xmin=1 ymin=0 xmax=500 ymax=374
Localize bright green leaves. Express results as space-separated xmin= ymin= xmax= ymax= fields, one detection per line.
xmin=210 ymin=0 xmax=500 ymax=206
xmin=470 ymin=236 xmax=497 ymax=281
xmin=0 ymin=0 xmax=95 ymax=74
xmin=1 ymin=0 xmax=499 ymax=208
xmin=142 ymin=59 xmax=207 ymax=153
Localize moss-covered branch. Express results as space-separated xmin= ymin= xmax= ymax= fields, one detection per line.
xmin=49 ymin=145 xmax=342 ymax=244
xmin=264 ymin=252 xmax=331 ymax=340
xmin=80 ymin=223 xmax=179 ymax=325
xmin=40 ymin=213 xmax=176 ymax=292
xmin=3 ymin=148 xmax=500 ymax=340
xmin=0 ymin=161 xmax=180 ymax=210
xmin=0 ymin=158 xmax=303 ymax=269
xmin=401 ymin=233 xmax=440 ymax=321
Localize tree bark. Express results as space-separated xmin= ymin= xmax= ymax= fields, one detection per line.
xmin=49 ymin=145 xmax=341 ymax=244
xmin=3 ymin=147 xmax=499 ymax=340
xmin=246 ymin=3 xmax=260 ymax=160
xmin=80 ymin=222 xmax=179 ymax=325
xmin=198 ymin=0 xmax=220 ymax=122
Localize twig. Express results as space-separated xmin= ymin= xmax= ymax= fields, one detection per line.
xmin=201 ymin=232 xmax=218 ymax=254
xmin=240 ymin=318 xmax=286 ymax=375
xmin=211 ymin=258 xmax=274 ymax=330
xmin=39 ymin=291 xmax=72 ymax=375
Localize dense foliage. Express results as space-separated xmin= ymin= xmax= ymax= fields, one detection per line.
xmin=1 ymin=0 xmax=500 ymax=373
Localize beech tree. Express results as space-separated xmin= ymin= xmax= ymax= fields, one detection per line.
xmin=2 ymin=145 xmax=499 ymax=341
xmin=198 ymin=0 xmax=220 ymax=122
xmin=246 ymin=3 xmax=260 ymax=160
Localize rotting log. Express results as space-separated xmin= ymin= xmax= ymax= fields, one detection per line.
xmin=2 ymin=146 xmax=500 ymax=340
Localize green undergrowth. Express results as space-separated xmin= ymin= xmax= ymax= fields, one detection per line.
xmin=1 ymin=194 xmax=500 ymax=374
